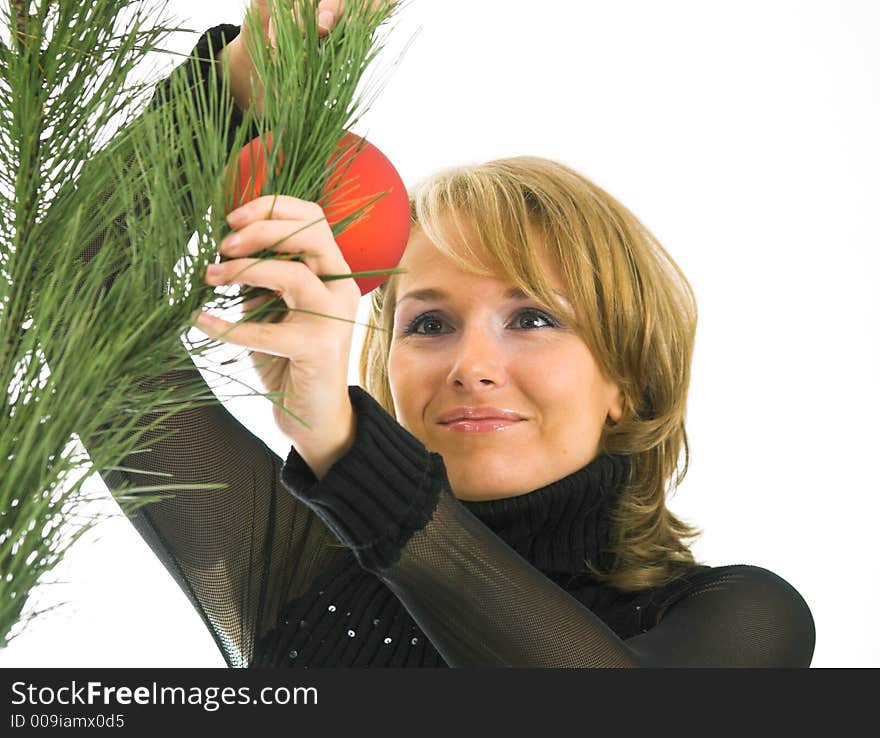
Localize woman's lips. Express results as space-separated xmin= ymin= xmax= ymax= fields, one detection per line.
xmin=436 ymin=406 xmax=526 ymax=433
xmin=440 ymin=418 xmax=525 ymax=433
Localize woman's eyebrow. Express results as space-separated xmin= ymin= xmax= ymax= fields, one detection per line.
xmin=396 ymin=288 xmax=447 ymax=305
xmin=396 ymin=287 xmax=541 ymax=305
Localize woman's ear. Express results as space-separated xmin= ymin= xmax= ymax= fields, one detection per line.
xmin=607 ymin=385 xmax=624 ymax=424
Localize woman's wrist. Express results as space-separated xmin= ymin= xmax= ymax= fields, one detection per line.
xmin=289 ymin=398 xmax=357 ymax=481
xmin=279 ymin=386 xmax=444 ymax=573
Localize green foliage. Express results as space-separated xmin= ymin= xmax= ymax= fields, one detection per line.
xmin=0 ymin=0 xmax=402 ymax=649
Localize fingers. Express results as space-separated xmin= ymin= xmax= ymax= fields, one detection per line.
xmin=221 ymin=204 xmax=351 ymax=277
xmin=193 ymin=254 xmax=358 ymax=355
xmin=192 ymin=308 xmax=290 ymax=358
xmin=226 ymin=194 xmax=324 ymax=231
xmin=317 ymin=1 xmax=341 ymax=33
xmin=267 ymin=1 xmax=335 ymax=40
xmin=220 ymin=219 xmax=349 ymax=277
xmin=241 ymin=291 xmax=275 ymax=313
xmin=316 ymin=1 xmax=397 ymax=34
xmin=239 ymin=290 xmax=286 ymax=323
xmin=262 ymin=0 xmax=396 ymax=44
xmin=194 ymin=259 xmax=324 ymax=353
xmin=205 ymin=257 xmax=328 ymax=309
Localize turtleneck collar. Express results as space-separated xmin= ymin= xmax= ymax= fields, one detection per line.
xmin=458 ymin=453 xmax=631 ymax=575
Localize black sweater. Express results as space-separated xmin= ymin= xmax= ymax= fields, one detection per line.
xmin=91 ymin=25 xmax=816 ymax=668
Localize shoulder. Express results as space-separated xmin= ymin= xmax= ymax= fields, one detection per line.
xmin=651 ymin=564 xmax=810 ymax=619
xmin=632 ymin=563 xmax=816 ymax=667
xmin=649 ymin=563 xmax=816 ymax=630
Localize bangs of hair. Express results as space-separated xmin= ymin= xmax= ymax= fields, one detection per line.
xmin=407 ymin=161 xmax=584 ymax=331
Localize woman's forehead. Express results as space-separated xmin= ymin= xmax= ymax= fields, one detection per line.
xmin=398 ymin=227 xmax=503 ymax=282
xmin=395 ymin=225 xmax=568 ymax=303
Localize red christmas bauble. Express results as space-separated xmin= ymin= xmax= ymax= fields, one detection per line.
xmin=224 ymin=135 xmax=276 ymax=209
xmin=225 ymin=132 xmax=410 ymax=295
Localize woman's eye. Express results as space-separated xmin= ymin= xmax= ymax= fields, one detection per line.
xmin=511 ymin=309 xmax=558 ymax=330
xmin=401 ymin=309 xmax=559 ymax=336
xmin=404 ymin=313 xmax=449 ymax=336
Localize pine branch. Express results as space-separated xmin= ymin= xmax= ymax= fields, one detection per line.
xmin=1 ymin=0 xmax=407 ymax=650
xmin=0 ymin=0 xmax=225 ymax=647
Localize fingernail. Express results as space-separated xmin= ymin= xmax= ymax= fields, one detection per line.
xmin=220 ymin=233 xmax=241 ymax=253
xmin=318 ymin=10 xmax=334 ymax=30
xmin=226 ymin=207 xmax=245 ymax=226
xmin=206 ymin=264 xmax=222 ymax=278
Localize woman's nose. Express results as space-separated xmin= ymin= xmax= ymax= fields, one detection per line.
xmin=445 ymin=327 xmax=508 ymax=392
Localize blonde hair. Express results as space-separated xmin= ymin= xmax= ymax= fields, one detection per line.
xmin=359 ymin=155 xmax=702 ymax=591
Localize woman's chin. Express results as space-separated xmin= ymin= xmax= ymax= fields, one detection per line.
xmin=444 ymin=466 xmax=537 ymax=502
xmin=433 ymin=442 xmax=560 ymax=501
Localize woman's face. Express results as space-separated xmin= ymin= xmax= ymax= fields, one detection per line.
xmin=387 ymin=221 xmax=624 ymax=501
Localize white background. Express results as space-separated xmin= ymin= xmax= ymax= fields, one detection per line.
xmin=1 ymin=0 xmax=877 ymax=668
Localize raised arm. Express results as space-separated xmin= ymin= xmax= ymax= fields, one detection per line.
xmin=69 ymin=23 xmax=342 ymax=668
xmin=107 ymin=1 xmax=399 ymax=665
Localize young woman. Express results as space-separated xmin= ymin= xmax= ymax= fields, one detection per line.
xmin=99 ymin=2 xmax=815 ymax=667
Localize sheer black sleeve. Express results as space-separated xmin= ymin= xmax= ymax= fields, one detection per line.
xmin=281 ymin=386 xmax=816 ymax=668
xmin=72 ymin=25 xmax=339 ymax=668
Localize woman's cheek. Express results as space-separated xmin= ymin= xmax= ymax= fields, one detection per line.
xmin=511 ymin=341 xmax=582 ymax=405
xmin=388 ymin=346 xmax=427 ymax=428
xmin=509 ymin=341 xmax=557 ymax=378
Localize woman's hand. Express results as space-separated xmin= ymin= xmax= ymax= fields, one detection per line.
xmin=191 ymin=195 xmax=362 ymax=480
xmin=219 ymin=1 xmax=397 ymax=114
